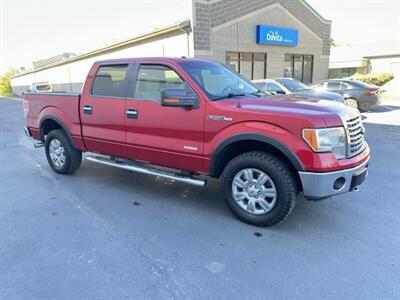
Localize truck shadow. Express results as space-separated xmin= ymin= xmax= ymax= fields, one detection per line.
xmin=71 ymin=160 xmax=349 ymax=233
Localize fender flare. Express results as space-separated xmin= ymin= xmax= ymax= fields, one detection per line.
xmin=209 ymin=133 xmax=305 ymax=177
xmin=39 ymin=115 xmax=77 ymax=148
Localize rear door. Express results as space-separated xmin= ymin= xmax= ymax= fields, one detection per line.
xmin=124 ymin=63 xmax=205 ymax=173
xmin=80 ymin=63 xmax=130 ymax=157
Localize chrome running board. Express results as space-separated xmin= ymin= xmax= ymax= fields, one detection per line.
xmin=85 ymin=156 xmax=207 ymax=187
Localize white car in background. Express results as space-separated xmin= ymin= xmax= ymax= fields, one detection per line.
xmin=29 ymin=83 xmax=53 ymax=93
xmin=253 ymin=78 xmax=344 ymax=103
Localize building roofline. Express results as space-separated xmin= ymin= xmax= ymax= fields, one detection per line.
xmin=300 ymin=0 xmax=332 ymax=24
xmin=11 ymin=20 xmax=191 ymax=79
xmin=363 ymin=53 xmax=400 ymax=59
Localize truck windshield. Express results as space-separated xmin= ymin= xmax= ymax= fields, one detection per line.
xmin=179 ymin=60 xmax=259 ymax=100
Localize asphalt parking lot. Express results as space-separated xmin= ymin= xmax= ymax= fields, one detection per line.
xmin=1 ymin=97 xmax=399 ymax=300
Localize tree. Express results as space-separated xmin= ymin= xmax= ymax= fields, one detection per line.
xmin=330 ymin=38 xmax=340 ymax=48
xmin=0 ymin=68 xmax=18 ymax=97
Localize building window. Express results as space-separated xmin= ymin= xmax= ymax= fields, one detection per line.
xmin=226 ymin=52 xmax=267 ymax=80
xmin=284 ymin=54 xmax=314 ymax=84
xmin=328 ymin=67 xmax=357 ymax=79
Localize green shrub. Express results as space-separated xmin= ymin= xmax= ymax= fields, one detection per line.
xmin=0 ymin=68 xmax=18 ymax=97
xmin=350 ymin=72 xmax=394 ymax=86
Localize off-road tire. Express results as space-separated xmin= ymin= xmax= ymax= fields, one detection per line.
xmin=220 ymin=151 xmax=298 ymax=227
xmin=45 ymin=129 xmax=82 ymax=174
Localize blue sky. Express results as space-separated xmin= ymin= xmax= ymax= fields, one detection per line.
xmin=0 ymin=0 xmax=399 ymax=73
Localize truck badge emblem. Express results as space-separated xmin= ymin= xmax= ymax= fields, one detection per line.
xmin=208 ymin=115 xmax=233 ymax=122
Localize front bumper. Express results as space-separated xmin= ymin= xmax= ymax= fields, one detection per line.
xmin=299 ymin=156 xmax=369 ymax=200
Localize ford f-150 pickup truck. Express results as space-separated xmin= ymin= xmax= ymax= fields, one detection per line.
xmin=23 ymin=57 xmax=370 ymax=227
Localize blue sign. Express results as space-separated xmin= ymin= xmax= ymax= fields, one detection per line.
xmin=256 ymin=25 xmax=298 ymax=46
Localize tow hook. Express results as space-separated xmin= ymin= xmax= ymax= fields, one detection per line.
xmin=350 ymin=186 xmax=359 ymax=192
xmin=34 ymin=142 xmax=45 ymax=148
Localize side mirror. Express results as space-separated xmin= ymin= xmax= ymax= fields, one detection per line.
xmin=161 ymin=88 xmax=198 ymax=108
xmin=276 ymin=90 xmax=286 ymax=95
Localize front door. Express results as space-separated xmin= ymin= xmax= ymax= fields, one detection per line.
xmin=125 ymin=63 xmax=205 ymax=173
xmin=80 ymin=64 xmax=130 ymax=157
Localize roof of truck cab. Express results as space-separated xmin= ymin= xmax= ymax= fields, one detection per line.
xmin=94 ymin=57 xmax=214 ymax=65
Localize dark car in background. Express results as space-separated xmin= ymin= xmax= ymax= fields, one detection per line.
xmin=253 ymin=78 xmax=344 ymax=103
xmin=310 ymin=79 xmax=380 ymax=109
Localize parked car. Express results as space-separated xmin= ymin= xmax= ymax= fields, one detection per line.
xmin=253 ymin=78 xmax=344 ymax=103
xmin=29 ymin=82 xmax=53 ymax=93
xmin=23 ymin=57 xmax=370 ymax=227
xmin=310 ymin=79 xmax=380 ymax=109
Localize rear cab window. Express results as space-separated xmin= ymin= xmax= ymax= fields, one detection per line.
xmin=91 ymin=64 xmax=128 ymax=97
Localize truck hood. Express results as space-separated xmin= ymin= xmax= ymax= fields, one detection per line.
xmin=217 ymin=95 xmax=358 ymax=127
xmin=238 ymin=95 xmax=354 ymax=115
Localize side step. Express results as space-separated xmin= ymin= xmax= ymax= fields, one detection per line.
xmin=85 ymin=156 xmax=207 ymax=187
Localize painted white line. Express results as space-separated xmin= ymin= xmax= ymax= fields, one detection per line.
xmin=0 ymin=96 xmax=23 ymax=102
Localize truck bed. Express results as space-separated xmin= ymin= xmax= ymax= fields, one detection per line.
xmin=24 ymin=92 xmax=84 ymax=149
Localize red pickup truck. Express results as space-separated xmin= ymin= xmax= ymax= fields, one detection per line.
xmin=23 ymin=57 xmax=370 ymax=226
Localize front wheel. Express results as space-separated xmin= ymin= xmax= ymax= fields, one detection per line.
xmin=45 ymin=129 xmax=82 ymax=174
xmin=220 ymin=151 xmax=298 ymax=227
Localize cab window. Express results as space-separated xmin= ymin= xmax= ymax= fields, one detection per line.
xmin=134 ymin=65 xmax=186 ymax=102
xmin=91 ymin=65 xmax=128 ymax=97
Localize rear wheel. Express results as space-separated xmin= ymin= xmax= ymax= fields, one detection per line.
xmin=45 ymin=129 xmax=82 ymax=174
xmin=220 ymin=151 xmax=298 ymax=227
xmin=344 ymin=98 xmax=358 ymax=109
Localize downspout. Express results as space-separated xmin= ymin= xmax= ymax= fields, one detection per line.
xmin=178 ymin=20 xmax=192 ymax=57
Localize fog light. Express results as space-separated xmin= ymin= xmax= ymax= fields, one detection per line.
xmin=333 ymin=177 xmax=346 ymax=190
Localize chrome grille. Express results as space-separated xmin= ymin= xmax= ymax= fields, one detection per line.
xmin=346 ymin=114 xmax=366 ymax=157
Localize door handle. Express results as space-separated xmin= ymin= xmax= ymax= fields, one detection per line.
xmin=83 ymin=105 xmax=92 ymax=114
xmin=126 ymin=109 xmax=138 ymax=119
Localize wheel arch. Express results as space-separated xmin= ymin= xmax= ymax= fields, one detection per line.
xmin=209 ymin=133 xmax=305 ymax=179
xmin=39 ymin=116 xmax=76 ymax=148
xmin=343 ymin=95 xmax=357 ymax=101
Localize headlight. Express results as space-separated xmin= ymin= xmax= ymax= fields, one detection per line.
xmin=302 ymin=127 xmax=347 ymax=159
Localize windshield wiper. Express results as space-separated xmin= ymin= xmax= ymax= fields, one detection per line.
xmin=213 ymin=93 xmax=245 ymax=101
xmin=249 ymin=89 xmax=270 ymax=97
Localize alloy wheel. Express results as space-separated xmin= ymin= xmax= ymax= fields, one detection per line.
xmin=231 ymin=168 xmax=277 ymax=215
